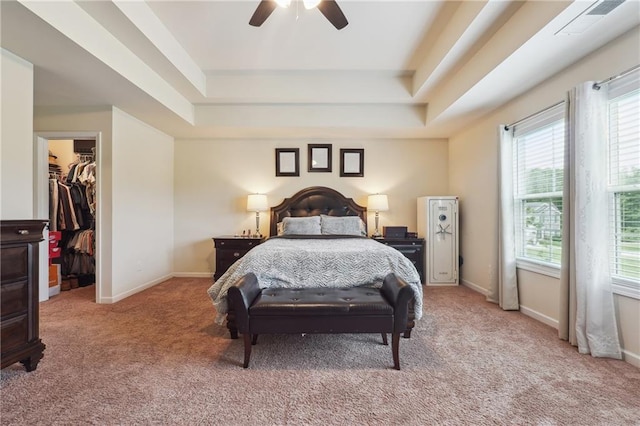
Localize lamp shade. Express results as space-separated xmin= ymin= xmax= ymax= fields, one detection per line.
xmin=247 ymin=194 xmax=268 ymax=212
xmin=368 ymin=194 xmax=389 ymax=212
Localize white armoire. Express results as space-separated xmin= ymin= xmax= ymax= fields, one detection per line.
xmin=417 ymin=196 xmax=459 ymax=286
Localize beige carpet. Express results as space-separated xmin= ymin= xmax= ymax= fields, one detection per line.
xmin=1 ymin=278 xmax=638 ymax=425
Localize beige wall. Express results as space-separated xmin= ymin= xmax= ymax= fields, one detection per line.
xmin=48 ymin=139 xmax=76 ymax=178
xmin=111 ymin=107 xmax=174 ymax=298
xmin=173 ymin=138 xmax=449 ymax=274
xmin=449 ymin=119 xmax=499 ymax=293
xmin=1 ymin=49 xmax=34 ymax=220
xmin=449 ymin=26 xmax=640 ymax=367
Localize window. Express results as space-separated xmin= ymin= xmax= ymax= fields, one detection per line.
xmin=607 ymin=71 xmax=640 ymax=295
xmin=512 ymin=104 xmax=566 ymax=268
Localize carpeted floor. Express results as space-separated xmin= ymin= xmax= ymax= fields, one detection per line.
xmin=1 ymin=277 xmax=638 ymax=425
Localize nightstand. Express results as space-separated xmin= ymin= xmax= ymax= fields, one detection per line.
xmin=374 ymin=237 xmax=425 ymax=284
xmin=212 ymin=236 xmax=264 ymax=280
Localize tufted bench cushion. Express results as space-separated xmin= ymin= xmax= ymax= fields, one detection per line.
xmin=251 ymin=287 xmax=394 ymax=316
xmin=227 ymin=273 xmax=415 ymax=370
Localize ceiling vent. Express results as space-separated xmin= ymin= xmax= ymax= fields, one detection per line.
xmin=555 ymin=0 xmax=625 ymax=35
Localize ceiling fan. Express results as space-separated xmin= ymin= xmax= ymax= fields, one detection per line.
xmin=249 ymin=0 xmax=349 ymax=30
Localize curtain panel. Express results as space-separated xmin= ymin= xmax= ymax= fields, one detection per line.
xmin=493 ymin=126 xmax=519 ymax=310
xmin=560 ymin=83 xmax=622 ymax=359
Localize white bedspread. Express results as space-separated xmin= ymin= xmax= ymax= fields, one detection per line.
xmin=207 ymin=236 xmax=423 ymax=324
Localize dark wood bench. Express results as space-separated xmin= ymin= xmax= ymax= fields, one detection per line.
xmin=227 ymin=272 xmax=415 ymax=370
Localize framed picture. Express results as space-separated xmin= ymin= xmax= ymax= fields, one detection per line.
xmin=308 ymin=144 xmax=332 ymax=173
xmin=275 ymin=148 xmax=300 ymax=177
xmin=340 ymin=148 xmax=364 ymax=177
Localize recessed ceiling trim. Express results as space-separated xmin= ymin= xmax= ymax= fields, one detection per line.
xmin=17 ymin=0 xmax=194 ymax=125
xmin=112 ymin=0 xmax=207 ymax=96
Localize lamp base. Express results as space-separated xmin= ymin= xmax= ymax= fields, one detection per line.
xmin=254 ymin=212 xmax=261 ymax=239
xmin=372 ymin=212 xmax=382 ymax=238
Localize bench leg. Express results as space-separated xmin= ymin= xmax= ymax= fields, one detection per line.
xmin=392 ymin=333 xmax=401 ymax=370
xmin=381 ymin=333 xmax=388 ymax=345
xmin=243 ymin=333 xmax=252 ymax=368
xmin=252 ymin=334 xmax=258 ymax=345
xmin=226 ymin=310 xmax=238 ymax=339
xmin=403 ymin=301 xmax=415 ymax=338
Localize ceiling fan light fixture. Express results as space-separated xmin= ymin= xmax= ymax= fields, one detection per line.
xmin=275 ymin=0 xmax=292 ymax=8
xmin=303 ymin=0 xmax=322 ymax=9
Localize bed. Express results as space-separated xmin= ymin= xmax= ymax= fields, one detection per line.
xmin=207 ymin=186 xmax=423 ymax=338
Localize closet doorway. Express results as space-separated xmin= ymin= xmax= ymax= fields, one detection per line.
xmin=34 ymin=132 xmax=102 ymax=303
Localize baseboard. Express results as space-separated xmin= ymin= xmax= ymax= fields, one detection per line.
xmin=455 ymin=279 xmax=640 ymax=369
xmin=519 ymin=305 xmax=559 ymax=329
xmin=622 ymin=348 xmax=640 ymax=369
xmin=173 ymin=272 xmax=211 ymax=278
xmin=49 ymin=284 xmax=60 ymax=298
xmin=461 ymin=278 xmax=489 ymax=295
xmin=103 ymin=274 xmax=174 ymax=303
xmin=425 ymin=283 xmax=459 ymax=287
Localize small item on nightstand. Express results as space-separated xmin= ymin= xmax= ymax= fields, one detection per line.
xmin=383 ymin=226 xmax=407 ymax=238
xmin=406 ymin=232 xmax=418 ymax=238
xmin=241 ymin=230 xmax=246 ymax=237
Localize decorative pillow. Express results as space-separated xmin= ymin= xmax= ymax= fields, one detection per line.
xmin=282 ymin=216 xmax=322 ymax=235
xmin=320 ymin=215 xmax=366 ymax=236
xmin=276 ymin=221 xmax=284 ymax=236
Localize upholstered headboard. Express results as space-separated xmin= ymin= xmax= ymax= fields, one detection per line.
xmin=269 ymin=186 xmax=367 ymax=237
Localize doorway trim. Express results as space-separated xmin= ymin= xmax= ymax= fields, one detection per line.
xmin=34 ymin=131 xmax=103 ymax=303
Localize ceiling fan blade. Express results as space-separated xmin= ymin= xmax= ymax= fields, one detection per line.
xmin=317 ymin=0 xmax=348 ymax=30
xmin=249 ymin=0 xmax=278 ymax=27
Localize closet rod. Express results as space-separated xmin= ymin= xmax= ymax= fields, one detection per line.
xmin=593 ymin=64 xmax=640 ymax=90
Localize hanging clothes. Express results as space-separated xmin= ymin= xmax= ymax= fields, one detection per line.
xmin=48 ymin=151 xmax=97 ymax=289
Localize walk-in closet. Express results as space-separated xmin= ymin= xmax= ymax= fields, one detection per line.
xmin=47 ymin=139 xmax=96 ymax=295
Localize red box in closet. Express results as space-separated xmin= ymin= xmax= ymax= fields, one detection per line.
xmin=48 ymin=231 xmax=61 ymax=247
xmin=49 ymin=247 xmax=61 ymax=259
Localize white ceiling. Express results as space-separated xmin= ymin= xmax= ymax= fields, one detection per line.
xmin=1 ymin=0 xmax=639 ymax=140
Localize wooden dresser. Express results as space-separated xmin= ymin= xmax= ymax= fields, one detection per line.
xmin=1 ymin=220 xmax=47 ymax=371
xmin=212 ymin=236 xmax=264 ymax=280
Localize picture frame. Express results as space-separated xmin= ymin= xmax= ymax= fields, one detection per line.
xmin=339 ymin=148 xmax=364 ymax=177
xmin=307 ymin=144 xmax=332 ymax=173
xmin=275 ymin=148 xmax=300 ymax=177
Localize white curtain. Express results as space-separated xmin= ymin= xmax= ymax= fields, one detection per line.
xmin=491 ymin=126 xmax=519 ymax=310
xmin=559 ymin=82 xmax=622 ymax=358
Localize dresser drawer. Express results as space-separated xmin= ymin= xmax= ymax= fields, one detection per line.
xmin=394 ymin=247 xmax=421 ymax=261
xmin=217 ymin=249 xmax=250 ymax=264
xmin=1 ymin=313 xmax=29 ymax=352
xmin=0 ymin=246 xmax=29 ymax=282
xmin=1 ymin=280 xmax=29 ymax=317
xmin=215 ymin=239 xmax=261 ymax=250
xmin=0 ymin=221 xmax=46 ymax=244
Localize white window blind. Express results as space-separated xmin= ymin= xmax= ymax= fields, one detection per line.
xmin=608 ymin=69 xmax=640 ymax=289
xmin=512 ymin=103 xmax=566 ymax=266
